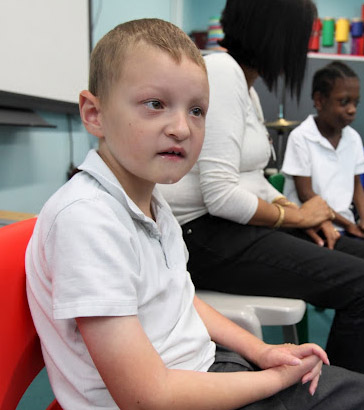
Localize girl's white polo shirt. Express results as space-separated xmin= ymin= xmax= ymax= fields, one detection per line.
xmin=283 ymin=115 xmax=364 ymax=225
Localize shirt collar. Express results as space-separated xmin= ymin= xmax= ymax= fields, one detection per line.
xmin=78 ymin=149 xmax=169 ymax=237
xmin=302 ymin=115 xmax=336 ymax=150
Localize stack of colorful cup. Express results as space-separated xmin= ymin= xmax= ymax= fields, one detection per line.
xmin=308 ymin=18 xmax=322 ymax=52
xmin=351 ymin=18 xmax=364 ymax=55
xmin=206 ymin=16 xmax=225 ymax=51
xmin=322 ymin=17 xmax=335 ymax=47
xmin=335 ymin=17 xmax=350 ymax=54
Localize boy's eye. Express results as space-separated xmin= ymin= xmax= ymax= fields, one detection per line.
xmin=144 ymin=100 xmax=163 ymax=110
xmin=190 ymin=107 xmax=204 ymax=117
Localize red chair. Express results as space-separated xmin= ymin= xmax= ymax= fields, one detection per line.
xmin=0 ymin=218 xmax=62 ymax=410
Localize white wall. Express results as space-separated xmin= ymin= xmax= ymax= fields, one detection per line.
xmin=0 ymin=0 xmax=89 ymax=104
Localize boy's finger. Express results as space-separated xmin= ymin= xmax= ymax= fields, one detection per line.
xmin=298 ymin=344 xmax=330 ymax=365
xmin=301 ymin=360 xmax=322 ymax=384
xmin=285 ymin=355 xmax=302 ymax=366
xmin=310 ymin=346 xmax=330 ymax=365
xmin=309 ymin=375 xmax=320 ymax=396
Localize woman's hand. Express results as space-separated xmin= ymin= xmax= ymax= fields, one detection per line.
xmin=255 ymin=343 xmax=329 ymax=396
xmin=298 ymin=196 xmax=333 ymax=228
xmin=251 ymin=196 xmax=332 ymax=229
xmin=305 ymin=220 xmax=341 ymax=249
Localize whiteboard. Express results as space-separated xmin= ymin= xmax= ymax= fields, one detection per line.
xmin=0 ymin=0 xmax=89 ymax=110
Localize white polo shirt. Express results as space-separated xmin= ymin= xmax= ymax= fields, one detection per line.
xmin=26 ymin=150 xmax=215 ymax=410
xmin=282 ymin=115 xmax=364 ymax=224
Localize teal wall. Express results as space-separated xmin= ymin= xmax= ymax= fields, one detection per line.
xmin=0 ymin=113 xmax=92 ymax=213
xmin=182 ymin=0 xmax=364 ymax=36
xmin=92 ymin=0 xmax=173 ymax=43
xmin=1 ymin=0 xmax=364 ymax=215
xmin=316 ymin=0 xmax=364 ymax=18
xmin=183 ymin=0 xmax=225 ymax=34
xmin=0 ymin=113 xmax=92 ymax=214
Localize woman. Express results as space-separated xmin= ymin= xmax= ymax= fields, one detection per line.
xmin=159 ymin=0 xmax=364 ymax=374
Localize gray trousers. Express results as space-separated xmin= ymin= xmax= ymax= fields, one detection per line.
xmin=183 ymin=214 xmax=364 ymax=372
xmin=209 ymin=345 xmax=364 ymax=410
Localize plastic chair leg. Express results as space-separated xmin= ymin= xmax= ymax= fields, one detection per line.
xmin=282 ymin=325 xmax=299 ymax=344
xmin=296 ymin=310 xmax=309 ymax=344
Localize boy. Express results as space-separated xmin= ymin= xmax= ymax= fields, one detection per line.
xmin=26 ymin=19 xmax=364 ymax=410
xmin=283 ymin=61 xmax=364 ymax=249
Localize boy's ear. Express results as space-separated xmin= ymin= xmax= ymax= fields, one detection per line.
xmin=79 ymin=90 xmax=104 ymax=138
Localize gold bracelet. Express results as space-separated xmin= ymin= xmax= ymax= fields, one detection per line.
xmin=272 ymin=203 xmax=285 ymax=229
xmin=272 ymin=196 xmax=296 ymax=208
xmin=282 ymin=200 xmax=296 ymax=207
xmin=272 ymin=195 xmax=286 ymax=203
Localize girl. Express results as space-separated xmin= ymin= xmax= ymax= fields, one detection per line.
xmin=283 ymin=61 xmax=364 ymax=249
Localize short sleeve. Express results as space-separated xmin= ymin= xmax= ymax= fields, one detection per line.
xmin=45 ymin=199 xmax=140 ymax=319
xmin=282 ymin=131 xmax=311 ymax=177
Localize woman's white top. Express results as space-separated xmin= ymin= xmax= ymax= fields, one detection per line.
xmin=159 ymin=52 xmax=280 ymax=225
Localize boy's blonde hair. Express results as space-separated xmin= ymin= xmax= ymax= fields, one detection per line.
xmin=89 ymin=18 xmax=206 ymax=104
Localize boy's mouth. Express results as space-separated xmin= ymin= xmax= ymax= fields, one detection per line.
xmin=158 ymin=148 xmax=185 ymax=158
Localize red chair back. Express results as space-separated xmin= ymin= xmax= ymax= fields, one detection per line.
xmin=0 ymin=218 xmax=61 ymax=410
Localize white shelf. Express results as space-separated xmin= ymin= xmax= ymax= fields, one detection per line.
xmin=308 ymin=52 xmax=364 ymax=62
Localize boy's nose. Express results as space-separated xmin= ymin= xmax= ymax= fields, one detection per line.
xmin=166 ymin=112 xmax=191 ymax=141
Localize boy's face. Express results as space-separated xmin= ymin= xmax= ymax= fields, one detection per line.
xmin=97 ymin=43 xmax=209 ymax=195
xmin=316 ymin=76 xmax=360 ymax=130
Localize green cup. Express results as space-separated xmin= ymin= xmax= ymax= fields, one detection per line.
xmin=322 ymin=18 xmax=335 ymax=47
